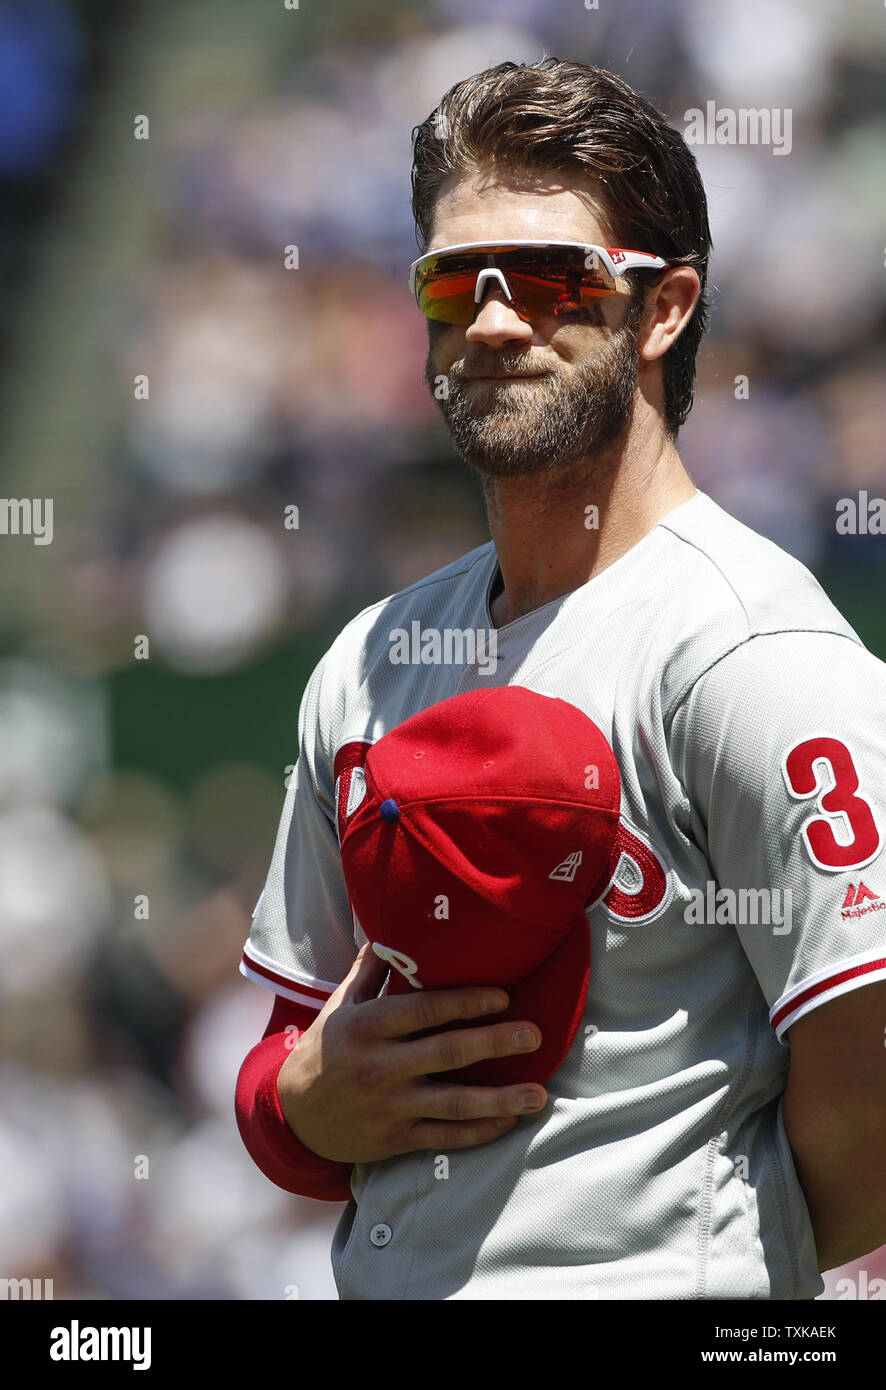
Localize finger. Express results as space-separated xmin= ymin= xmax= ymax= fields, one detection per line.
xmin=328 ymin=942 xmax=389 ymax=1009
xmin=394 ymin=1020 xmax=543 ymax=1080
xmin=416 ymin=1080 xmax=548 ymax=1122
xmin=404 ymin=1115 xmax=523 ymax=1153
xmin=367 ymin=984 xmax=511 ymax=1040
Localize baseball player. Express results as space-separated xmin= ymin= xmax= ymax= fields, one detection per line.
xmin=235 ymin=59 xmax=886 ymax=1299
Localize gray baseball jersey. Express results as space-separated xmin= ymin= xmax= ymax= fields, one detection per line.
xmin=240 ymin=489 xmax=886 ymax=1300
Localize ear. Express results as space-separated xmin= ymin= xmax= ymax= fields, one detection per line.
xmin=637 ymin=267 xmax=701 ymax=364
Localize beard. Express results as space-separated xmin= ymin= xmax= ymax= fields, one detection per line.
xmin=424 ymin=299 xmax=643 ymax=479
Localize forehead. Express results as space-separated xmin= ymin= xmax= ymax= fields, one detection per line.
xmin=427 ymin=167 xmax=614 ymax=252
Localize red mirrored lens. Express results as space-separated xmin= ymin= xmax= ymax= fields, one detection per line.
xmin=415 ymin=247 xmax=617 ymax=325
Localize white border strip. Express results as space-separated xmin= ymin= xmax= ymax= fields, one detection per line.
xmin=242 ymin=939 xmax=340 ymax=996
xmin=770 ymin=946 xmax=886 ymax=1041
xmin=239 ymin=959 xmax=330 ymax=1010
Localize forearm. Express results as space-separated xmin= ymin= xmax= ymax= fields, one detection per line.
xmin=783 ymin=1086 xmax=886 ymax=1271
xmin=235 ymin=998 xmax=353 ymax=1202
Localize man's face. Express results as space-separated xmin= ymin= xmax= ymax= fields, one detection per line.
xmin=422 ymin=169 xmax=645 ymax=479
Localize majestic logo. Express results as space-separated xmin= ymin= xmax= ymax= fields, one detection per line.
xmin=840 ymin=882 xmax=883 ymax=920
xmin=550 ymin=851 xmax=582 ymax=883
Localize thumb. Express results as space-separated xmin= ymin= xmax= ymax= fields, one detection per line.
xmin=330 ymin=940 xmax=388 ymax=1009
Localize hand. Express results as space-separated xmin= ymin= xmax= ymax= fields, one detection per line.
xmin=276 ymin=942 xmax=548 ymax=1163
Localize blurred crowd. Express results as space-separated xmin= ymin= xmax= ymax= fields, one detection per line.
xmin=1 ymin=0 xmax=885 ymax=1298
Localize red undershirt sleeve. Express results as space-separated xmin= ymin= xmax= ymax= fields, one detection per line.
xmin=235 ymin=994 xmax=353 ymax=1201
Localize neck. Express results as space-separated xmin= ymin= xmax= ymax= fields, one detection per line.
xmin=483 ymin=416 xmax=696 ymax=628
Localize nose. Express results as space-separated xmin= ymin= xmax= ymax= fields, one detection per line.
xmin=465 ymin=282 xmax=535 ymax=349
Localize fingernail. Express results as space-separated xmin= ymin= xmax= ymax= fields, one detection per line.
xmin=513 ymin=1028 xmax=538 ymax=1049
xmin=519 ymin=1091 xmax=543 ymax=1110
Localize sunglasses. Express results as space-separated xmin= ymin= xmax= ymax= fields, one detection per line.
xmin=408 ymin=240 xmax=669 ymax=326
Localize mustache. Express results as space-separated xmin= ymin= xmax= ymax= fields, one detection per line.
xmin=449 ymin=357 xmax=555 ymax=381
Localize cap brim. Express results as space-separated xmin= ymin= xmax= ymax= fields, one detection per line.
xmin=387 ymin=907 xmax=591 ymax=1088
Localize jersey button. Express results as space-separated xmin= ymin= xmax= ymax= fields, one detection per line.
xmin=369 ymin=1223 xmax=392 ymax=1248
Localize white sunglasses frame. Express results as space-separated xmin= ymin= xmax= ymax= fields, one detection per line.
xmin=408 ymin=240 xmax=670 ymax=313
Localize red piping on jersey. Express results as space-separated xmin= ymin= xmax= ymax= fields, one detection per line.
xmin=240 ymin=948 xmax=333 ymax=1004
xmin=772 ymin=956 xmax=886 ymax=1033
xmin=235 ymin=994 xmax=352 ymax=1201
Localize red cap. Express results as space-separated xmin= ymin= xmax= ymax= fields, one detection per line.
xmin=339 ymin=686 xmax=621 ymax=1086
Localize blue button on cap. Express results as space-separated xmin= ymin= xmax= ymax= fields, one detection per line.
xmin=379 ymin=798 xmax=400 ymax=821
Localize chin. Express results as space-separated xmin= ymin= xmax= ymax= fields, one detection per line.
xmin=460 ymin=446 xmax=577 ymax=478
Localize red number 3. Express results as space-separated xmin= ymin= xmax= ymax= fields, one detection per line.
xmin=783 ymin=736 xmax=882 ymax=871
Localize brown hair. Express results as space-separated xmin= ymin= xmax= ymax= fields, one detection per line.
xmin=411 ymin=58 xmax=712 ymax=435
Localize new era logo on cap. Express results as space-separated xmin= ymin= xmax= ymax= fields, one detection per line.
xmin=550 ymin=852 xmax=583 ymax=883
